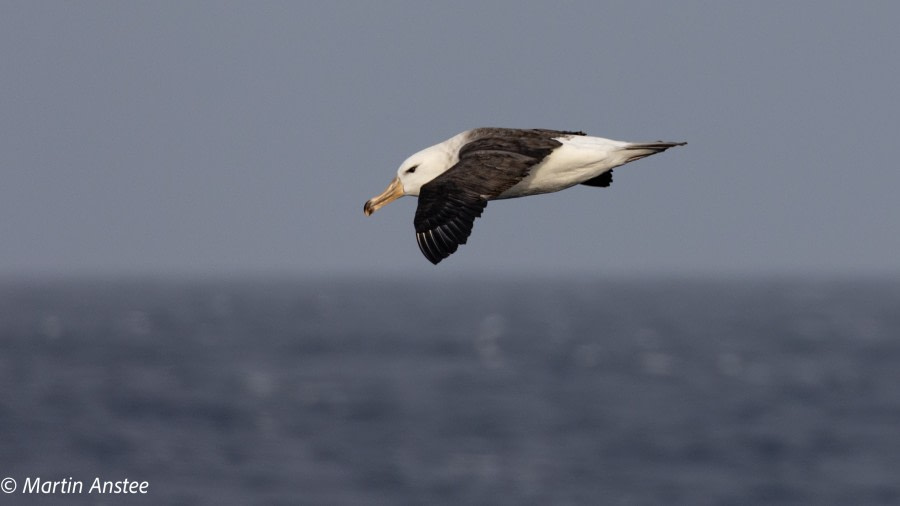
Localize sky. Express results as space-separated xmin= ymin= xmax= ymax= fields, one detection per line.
xmin=1 ymin=1 xmax=898 ymax=278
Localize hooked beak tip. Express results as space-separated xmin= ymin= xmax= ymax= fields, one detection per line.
xmin=364 ymin=177 xmax=403 ymax=217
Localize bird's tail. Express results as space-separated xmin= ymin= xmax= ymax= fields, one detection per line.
xmin=621 ymin=141 xmax=687 ymax=163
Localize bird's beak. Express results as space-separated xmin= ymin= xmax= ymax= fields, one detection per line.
xmin=364 ymin=177 xmax=405 ymax=216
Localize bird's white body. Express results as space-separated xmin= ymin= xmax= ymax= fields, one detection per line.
xmin=397 ymin=130 xmax=642 ymax=199
xmin=502 ymin=135 xmax=632 ymax=198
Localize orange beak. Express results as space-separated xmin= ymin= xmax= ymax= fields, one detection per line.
xmin=364 ymin=177 xmax=404 ymax=216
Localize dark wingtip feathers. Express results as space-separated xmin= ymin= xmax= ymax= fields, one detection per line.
xmin=416 ymin=230 xmax=452 ymax=265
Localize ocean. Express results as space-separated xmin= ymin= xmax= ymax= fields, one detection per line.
xmin=1 ymin=277 xmax=899 ymax=505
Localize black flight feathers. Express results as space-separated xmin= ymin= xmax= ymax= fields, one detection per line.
xmin=413 ymin=128 xmax=579 ymax=265
xmin=580 ymin=170 xmax=613 ymax=188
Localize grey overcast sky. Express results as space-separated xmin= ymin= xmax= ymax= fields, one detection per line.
xmin=1 ymin=1 xmax=898 ymax=278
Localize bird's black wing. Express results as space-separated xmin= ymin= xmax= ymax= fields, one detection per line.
xmin=413 ymin=131 xmax=566 ymax=264
xmin=580 ymin=170 xmax=613 ymax=187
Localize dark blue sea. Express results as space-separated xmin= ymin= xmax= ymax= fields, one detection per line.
xmin=1 ymin=277 xmax=899 ymax=505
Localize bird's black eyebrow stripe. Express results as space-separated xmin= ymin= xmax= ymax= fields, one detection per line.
xmin=406 ymin=164 xmax=419 ymax=173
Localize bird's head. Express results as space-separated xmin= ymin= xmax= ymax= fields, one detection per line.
xmin=364 ymin=145 xmax=452 ymax=216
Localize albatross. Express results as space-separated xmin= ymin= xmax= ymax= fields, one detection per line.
xmin=364 ymin=128 xmax=685 ymax=265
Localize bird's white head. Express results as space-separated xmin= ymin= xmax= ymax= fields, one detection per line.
xmin=364 ymin=143 xmax=454 ymax=216
xmin=393 ymin=145 xmax=453 ymax=196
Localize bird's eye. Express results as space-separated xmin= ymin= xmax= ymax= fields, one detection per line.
xmin=406 ymin=165 xmax=418 ymax=174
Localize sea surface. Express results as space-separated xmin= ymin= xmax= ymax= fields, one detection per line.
xmin=1 ymin=276 xmax=899 ymax=505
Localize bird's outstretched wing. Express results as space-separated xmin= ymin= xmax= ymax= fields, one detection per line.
xmin=413 ymin=131 xmax=566 ymax=264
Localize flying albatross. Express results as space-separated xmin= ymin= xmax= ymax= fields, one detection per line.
xmin=364 ymin=128 xmax=685 ymax=265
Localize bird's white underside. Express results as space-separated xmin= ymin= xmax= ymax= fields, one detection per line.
xmin=498 ymin=135 xmax=632 ymax=198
